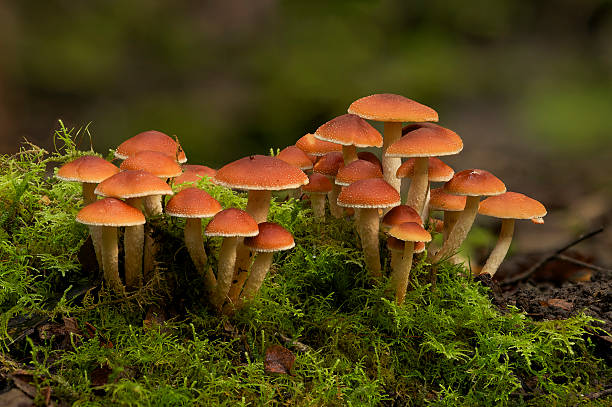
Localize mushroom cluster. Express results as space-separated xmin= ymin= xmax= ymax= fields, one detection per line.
xmin=58 ymin=93 xmax=546 ymax=308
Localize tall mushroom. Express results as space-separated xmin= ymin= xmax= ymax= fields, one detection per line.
xmin=478 ymin=192 xmax=546 ymax=277
xmin=115 ymin=130 xmax=187 ymax=163
xmin=348 ymin=94 xmax=439 ymax=193
xmin=381 ymin=205 xmax=423 ymax=273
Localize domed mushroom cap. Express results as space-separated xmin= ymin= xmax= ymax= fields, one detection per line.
xmin=478 ymin=192 xmax=547 ymax=220
xmin=357 ymin=151 xmax=382 ymax=171
xmin=115 ymin=130 xmax=187 ymax=163
xmin=444 ymin=169 xmax=506 ymax=197
xmin=348 ymin=93 xmax=438 ymax=123
xmin=120 ymin=150 xmax=182 ymax=178
xmin=337 ymin=178 xmax=400 ymax=209
xmin=396 ymin=157 xmax=454 ymax=182
xmin=429 ymin=188 xmax=467 ymax=212
xmin=276 ymin=146 xmax=314 ymax=171
xmin=295 ymin=133 xmax=342 ymax=156
xmin=302 ymin=173 xmax=333 ymax=194
xmin=174 ymin=165 xmax=217 ymax=188
xmin=313 ymin=152 xmax=344 ymax=177
xmin=243 ymin=222 xmax=295 ymax=252
xmin=76 ymin=198 xmax=145 ymax=227
xmin=387 ymin=237 xmax=425 ymax=253
xmin=386 ymin=126 xmax=463 ymax=158
xmin=214 ymin=155 xmax=308 ymax=191
xmin=165 ymin=188 xmax=222 ymax=218
xmin=56 ymin=156 xmax=119 ymax=183
xmin=389 ymin=222 xmax=432 ymax=243
xmin=382 ymin=205 xmax=423 ymax=229
xmin=335 ymin=160 xmax=382 ymax=186
xmin=204 ymin=208 xmax=259 ymax=237
xmin=95 ymin=170 xmax=173 ymax=198
xmin=314 ymin=114 xmax=383 ymax=148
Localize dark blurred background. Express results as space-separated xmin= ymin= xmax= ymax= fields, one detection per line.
xmin=1 ymin=0 xmax=611 ymax=262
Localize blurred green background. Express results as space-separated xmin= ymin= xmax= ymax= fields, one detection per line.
xmin=1 ymin=0 xmax=611 ymax=260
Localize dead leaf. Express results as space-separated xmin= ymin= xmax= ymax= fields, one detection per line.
xmin=264 ymin=344 xmax=295 ymax=375
xmin=543 ymin=298 xmax=573 ymax=311
xmin=91 ymin=364 xmax=112 ymax=387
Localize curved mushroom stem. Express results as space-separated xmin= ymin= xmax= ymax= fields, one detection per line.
xmin=212 ymin=237 xmax=240 ymax=309
xmin=246 ymin=190 xmax=272 ymax=223
xmin=442 ymin=211 xmax=460 ymax=243
xmin=184 ymin=218 xmax=216 ymax=294
xmin=101 ymin=226 xmax=124 ymax=294
xmin=359 ymin=208 xmax=382 ymax=279
xmin=328 ymin=182 xmax=343 ymax=218
xmin=389 ymin=241 xmax=414 ymax=305
xmin=83 ymin=182 xmax=103 ymax=269
xmin=342 ymin=145 xmax=358 ymax=165
xmin=405 ymin=157 xmax=429 ymax=215
xmin=123 ymin=198 xmax=144 ymax=289
xmin=382 ymin=122 xmax=403 ymax=194
xmin=480 ymin=219 xmax=515 ymax=277
xmin=433 ymin=195 xmax=480 ymax=262
xmin=240 ymin=251 xmax=274 ymax=303
xmin=311 ymin=193 xmax=326 ymax=221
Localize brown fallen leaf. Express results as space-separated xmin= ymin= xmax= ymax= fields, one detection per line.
xmin=543 ymin=298 xmax=573 ymax=311
xmin=91 ymin=363 xmax=112 ymax=387
xmin=264 ymin=344 xmax=295 ymax=375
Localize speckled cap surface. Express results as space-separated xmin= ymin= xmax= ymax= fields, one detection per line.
xmin=314 ymin=114 xmax=383 ymax=148
xmin=444 ymin=169 xmax=506 ymax=197
xmin=95 ymin=170 xmax=173 ymax=198
xmin=165 ymin=188 xmax=221 ymax=218
xmin=115 ymin=130 xmax=187 ymax=163
xmin=56 ymin=156 xmax=119 ymax=183
xmin=335 ymin=160 xmax=382 ymax=186
xmin=381 ymin=205 xmax=423 ymax=228
xmin=348 ymin=94 xmax=438 ymax=123
xmin=388 ymin=222 xmax=432 ymax=242
xmin=429 ymin=188 xmax=467 ymax=211
xmin=276 ymin=146 xmax=314 ymax=171
xmin=295 ymin=133 xmax=342 ymax=156
xmin=204 ymin=208 xmax=259 ymax=237
xmin=214 ymin=155 xmax=308 ymax=191
xmin=357 ymin=151 xmax=382 ymax=170
xmin=313 ymin=152 xmax=344 ymax=177
xmin=337 ymin=178 xmax=400 ymax=209
xmin=479 ymin=192 xmax=547 ymax=220
xmin=386 ymin=126 xmax=463 ymax=158
xmin=76 ymin=198 xmax=145 ymax=227
xmin=302 ymin=173 xmax=333 ymax=194
xmin=119 ymin=150 xmax=182 ymax=178
xmin=396 ymin=157 xmax=454 ymax=182
xmin=243 ymin=222 xmax=295 ymax=252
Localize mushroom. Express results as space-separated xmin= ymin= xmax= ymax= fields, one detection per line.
xmin=174 ymin=165 xmax=216 ymax=191
xmin=348 ymin=94 xmax=439 ymax=193
xmin=295 ymin=133 xmax=342 ymax=157
xmin=166 ymin=188 xmax=222 ymax=294
xmin=312 ymin=152 xmax=345 ymax=218
xmin=337 ymin=178 xmax=400 ymax=279
xmin=381 ymin=205 xmax=423 ymax=272
xmin=76 ymin=198 xmax=145 ymax=294
xmin=302 ymin=173 xmax=333 ymax=221
xmin=335 ymin=160 xmax=383 ymax=187
xmin=357 ymin=151 xmax=382 ymax=171
xmin=115 ymin=130 xmax=187 ymax=163
xmin=428 ymin=188 xmax=466 ymax=243
xmin=478 ymin=192 xmax=546 ymax=277
xmin=276 ymin=146 xmax=314 ymax=198
xmin=314 ymin=114 xmax=383 ymax=165
xmin=432 ymin=169 xmax=506 ymax=262
xmin=387 ymin=237 xmax=425 ymax=277
xmin=204 ymin=208 xmax=259 ymax=309
xmin=388 ymin=222 xmax=431 ymax=304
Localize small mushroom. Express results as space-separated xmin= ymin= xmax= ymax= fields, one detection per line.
xmin=428 ymin=188 xmax=466 ymax=243
xmin=387 ymin=237 xmax=425 ymax=275
xmin=312 ymin=152 xmax=345 ymax=218
xmin=174 ymin=164 xmax=216 ymax=190
xmin=115 ymin=130 xmax=187 ymax=163
xmin=302 ymin=173 xmax=333 ymax=221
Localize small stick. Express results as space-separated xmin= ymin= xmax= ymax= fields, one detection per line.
xmin=555 ymin=254 xmax=612 ymax=273
xmin=503 ymin=227 xmax=604 ymax=285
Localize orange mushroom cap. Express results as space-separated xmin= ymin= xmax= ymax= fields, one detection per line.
xmin=335 ymin=160 xmax=383 ymax=186
xmin=396 ymin=157 xmax=454 ymax=182
xmin=314 ymin=114 xmax=383 ymax=148
xmin=348 ymin=93 xmax=438 ymax=123
xmin=429 ymin=188 xmax=467 ymax=212
xmin=276 ymin=146 xmax=314 ymax=171
xmin=214 ymin=155 xmax=308 ymax=191
xmin=115 ymin=130 xmax=187 ymax=163
xmin=388 ymin=222 xmax=432 ymax=243
xmin=478 ymin=192 xmax=547 ymax=220
xmin=95 ymin=170 xmax=173 ymax=198
xmin=337 ymin=178 xmax=400 ymax=209
xmin=295 ymin=133 xmax=342 ymax=156
xmin=76 ymin=197 xmax=145 ymax=227
xmin=120 ymin=150 xmax=182 ymax=178
xmin=444 ymin=169 xmax=506 ymax=197
xmin=243 ymin=222 xmax=295 ymax=252
xmin=165 ymin=188 xmax=222 ymax=218
xmin=56 ymin=156 xmax=119 ymax=183
xmin=302 ymin=173 xmax=333 ymax=194
xmin=386 ymin=126 xmax=463 ymax=158
xmin=204 ymin=208 xmax=259 ymax=237
xmin=313 ymin=152 xmax=344 ymax=177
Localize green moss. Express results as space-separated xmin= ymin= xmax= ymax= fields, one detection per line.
xmin=1 ymin=123 xmax=610 ymax=406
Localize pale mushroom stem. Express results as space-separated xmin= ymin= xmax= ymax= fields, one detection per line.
xmin=240 ymin=251 xmax=274 ymax=303
xmin=328 ymin=182 xmax=343 ymax=218
xmin=421 ymin=186 xmax=431 ymax=220
xmin=480 ymin=219 xmax=515 ymax=277
xmin=433 ymin=195 xmax=480 ymax=262
xmin=405 ymin=157 xmax=429 ymax=215
xmin=382 ymin=122 xmax=403 ymax=194
xmin=101 ymin=226 xmax=124 ymax=294
xmin=390 ymin=249 xmax=401 ymax=273
xmin=246 ymin=190 xmax=272 ymax=223
xmin=144 ymin=195 xmax=163 ymax=216
xmin=359 ymin=208 xmax=382 ymax=279
xmin=82 ymin=182 xmax=103 ymax=269
xmin=212 ymin=237 xmax=240 ymax=309
xmin=342 ymin=145 xmax=358 ymax=165
xmin=184 ymin=218 xmax=216 ymax=294
xmin=442 ymin=211 xmax=460 ymax=243
xmin=391 ymin=241 xmax=415 ymax=305
xmin=311 ymin=193 xmax=326 ymax=221
xmin=124 ymin=197 xmax=144 ymax=289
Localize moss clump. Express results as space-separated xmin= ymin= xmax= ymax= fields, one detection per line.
xmin=1 ymin=124 xmax=610 ymax=406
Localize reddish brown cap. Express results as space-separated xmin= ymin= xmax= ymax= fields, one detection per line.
xmin=337 ymin=178 xmax=400 ymax=209
xmin=56 ymin=156 xmax=119 ymax=183
xmin=478 ymin=192 xmax=547 ymax=220
xmin=295 ymin=133 xmax=342 ymax=156
xmin=95 ymin=170 xmax=173 ymax=198
xmin=382 ymin=205 xmax=423 ymax=229
xmin=174 ymin=165 xmax=216 ymax=189
xmin=388 ymin=222 xmax=432 ymax=242
xmin=429 ymin=188 xmax=466 ymax=212
xmin=386 ymin=126 xmax=463 ymax=158
xmin=214 ymin=155 xmax=308 ymax=191
xmin=182 ymin=164 xmax=216 ymax=177
xmin=120 ymin=150 xmax=182 ymax=178
xmin=276 ymin=146 xmax=314 ymax=171
xmin=444 ymin=169 xmax=506 ymax=197
xmin=348 ymin=94 xmax=438 ymax=123
xmin=335 ymin=160 xmax=382 ymax=186
xmin=204 ymin=208 xmax=259 ymax=237
xmin=313 ymin=152 xmax=344 ymax=177
xmin=115 ymin=130 xmax=187 ymax=163
xmin=76 ymin=197 xmax=145 ymax=227
xmin=396 ymin=157 xmax=454 ymax=182
xmin=302 ymin=173 xmax=333 ymax=194
xmin=243 ymin=222 xmax=295 ymax=252
xmin=357 ymin=151 xmax=382 ymax=171
xmin=165 ymin=188 xmax=222 ymax=218
xmin=314 ymin=114 xmax=383 ymax=148
xmin=387 ymin=237 xmax=425 ymax=253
